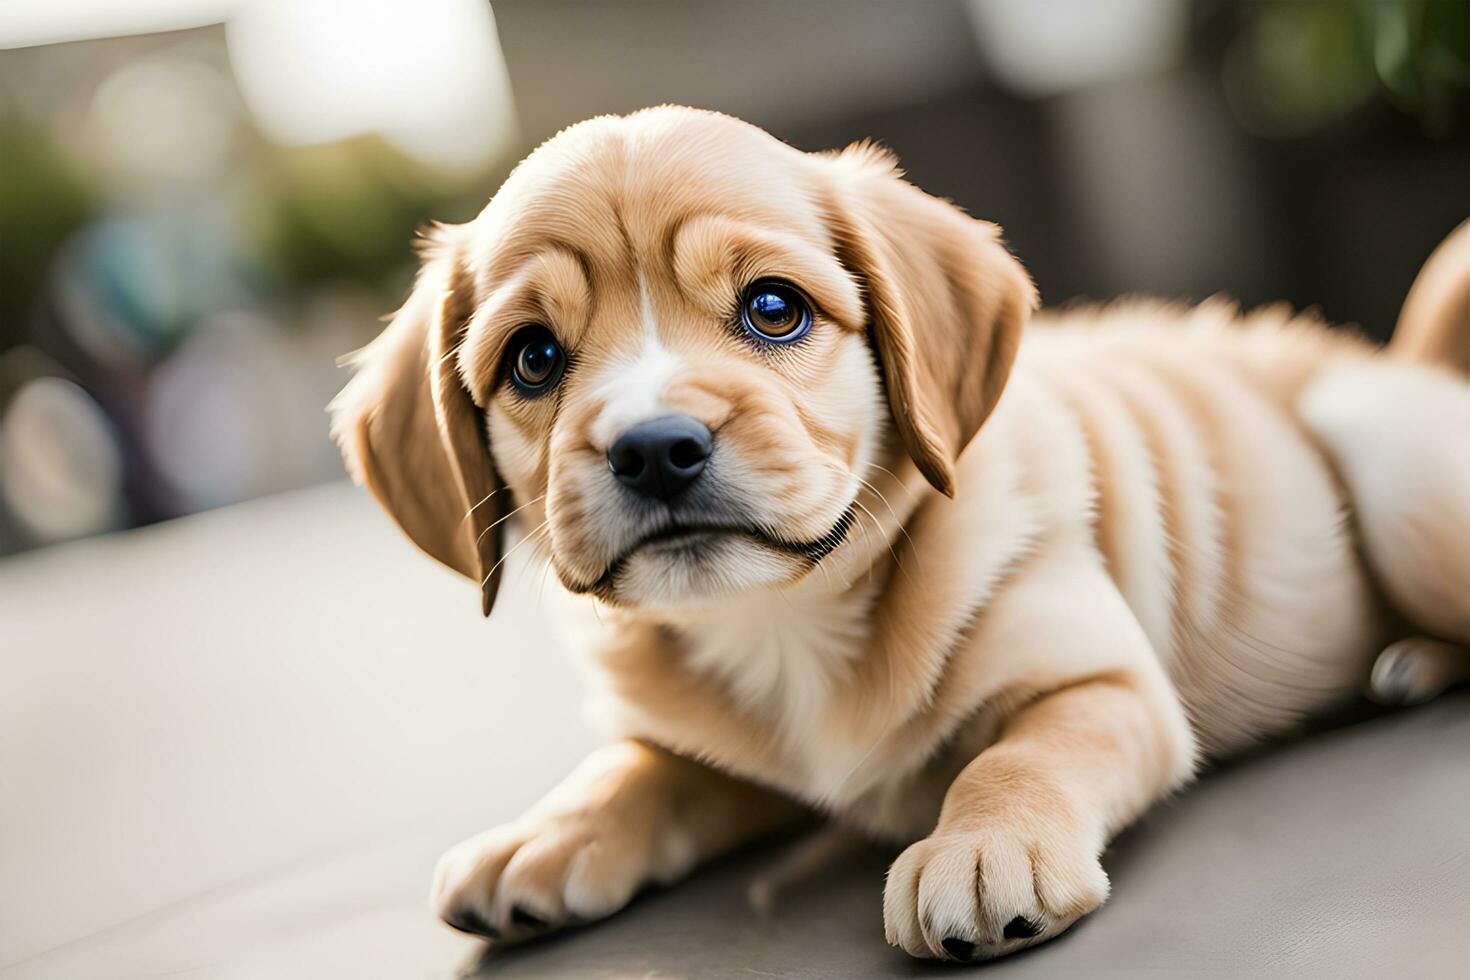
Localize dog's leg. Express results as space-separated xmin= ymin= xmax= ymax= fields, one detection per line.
xmin=433 ymin=740 xmax=803 ymax=943
xmin=1300 ymin=360 xmax=1470 ymax=646
xmin=883 ymin=563 xmax=1194 ymax=961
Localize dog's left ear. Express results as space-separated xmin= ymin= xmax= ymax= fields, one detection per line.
xmin=330 ymin=228 xmax=507 ymax=616
xmin=820 ymin=145 xmax=1037 ymax=497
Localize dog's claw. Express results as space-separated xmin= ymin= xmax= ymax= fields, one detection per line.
xmin=511 ymin=905 xmax=547 ymax=929
xmin=941 ymin=937 xmax=976 ymax=961
xmin=1004 ymin=915 xmax=1040 ymax=939
xmin=444 ymin=906 xmax=499 ymax=939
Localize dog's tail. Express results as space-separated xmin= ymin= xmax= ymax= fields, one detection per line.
xmin=1299 ymin=222 xmax=1470 ymax=703
xmin=1389 ymin=219 xmax=1470 ymax=375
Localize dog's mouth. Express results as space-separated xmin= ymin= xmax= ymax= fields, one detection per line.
xmin=567 ymin=506 xmax=856 ymax=597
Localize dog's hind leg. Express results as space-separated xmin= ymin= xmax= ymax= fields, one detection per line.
xmin=1299 ymin=360 xmax=1470 ymax=648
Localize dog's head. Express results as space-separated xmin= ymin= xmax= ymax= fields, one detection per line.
xmin=331 ymin=107 xmax=1035 ymax=615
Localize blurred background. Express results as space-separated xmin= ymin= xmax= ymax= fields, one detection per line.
xmin=2 ymin=5 xmax=1468 ymax=975
xmin=1 ymin=0 xmax=1467 ymax=557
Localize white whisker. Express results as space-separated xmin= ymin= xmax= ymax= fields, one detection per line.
xmin=435 ymin=335 xmax=466 ymax=368
xmin=851 ymin=500 xmax=880 ymax=584
xmin=482 ymin=517 xmax=552 ymax=588
xmin=475 ymin=493 xmax=545 ymax=546
xmin=848 ymin=471 xmax=920 ymax=564
xmin=866 ymin=462 xmax=918 ymax=502
xmin=462 ymin=486 xmax=507 ymax=523
xmin=815 ymin=458 xmax=922 ymax=579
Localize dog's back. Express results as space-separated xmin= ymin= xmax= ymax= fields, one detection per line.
xmin=1006 ymin=277 xmax=1469 ymax=754
xmin=1007 ymin=304 xmax=1381 ymax=755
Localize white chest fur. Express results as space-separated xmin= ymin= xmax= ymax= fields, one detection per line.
xmin=674 ymin=582 xmax=880 ymax=780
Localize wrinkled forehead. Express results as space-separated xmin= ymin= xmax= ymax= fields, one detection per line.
xmin=468 ymin=113 xmax=828 ymax=290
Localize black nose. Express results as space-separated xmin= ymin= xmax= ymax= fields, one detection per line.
xmin=607 ymin=415 xmax=712 ymax=500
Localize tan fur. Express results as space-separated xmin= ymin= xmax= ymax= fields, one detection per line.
xmin=333 ymin=107 xmax=1470 ymax=961
xmin=330 ymin=240 xmax=508 ymax=613
xmin=1391 ymin=218 xmax=1470 ymax=375
xmin=821 ymin=147 xmax=1036 ymax=496
xmin=431 ymin=739 xmax=802 ymax=937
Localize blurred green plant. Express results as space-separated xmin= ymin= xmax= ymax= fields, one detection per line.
xmin=243 ymin=138 xmax=494 ymax=303
xmin=1225 ymin=0 xmax=1469 ymax=139
xmin=0 ymin=125 xmax=96 ymax=347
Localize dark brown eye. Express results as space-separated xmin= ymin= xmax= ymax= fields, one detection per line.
xmin=506 ymin=326 xmax=565 ymax=395
xmin=741 ymin=280 xmax=811 ymax=343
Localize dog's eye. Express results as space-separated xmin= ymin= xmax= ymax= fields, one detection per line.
xmin=741 ymin=280 xmax=811 ymax=343
xmin=506 ymin=326 xmax=565 ymax=395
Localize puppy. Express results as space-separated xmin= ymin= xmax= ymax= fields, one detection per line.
xmin=331 ymin=107 xmax=1470 ymax=961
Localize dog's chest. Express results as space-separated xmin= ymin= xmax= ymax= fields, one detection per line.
xmin=675 ymin=585 xmax=880 ymax=781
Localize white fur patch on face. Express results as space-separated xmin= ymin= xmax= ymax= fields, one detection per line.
xmin=587 ymin=278 xmax=686 ymax=451
xmin=618 ymin=534 xmax=799 ymax=608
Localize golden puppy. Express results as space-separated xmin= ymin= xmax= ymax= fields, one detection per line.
xmin=331 ymin=107 xmax=1470 ymax=961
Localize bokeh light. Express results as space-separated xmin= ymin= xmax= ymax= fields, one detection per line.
xmin=225 ymin=0 xmax=517 ymax=171
xmin=88 ymin=54 xmax=238 ymax=184
xmin=0 ymin=373 xmax=124 ymax=542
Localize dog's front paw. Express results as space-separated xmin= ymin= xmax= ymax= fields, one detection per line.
xmin=882 ymin=820 xmax=1109 ymax=961
xmin=432 ymin=806 xmax=694 ymax=944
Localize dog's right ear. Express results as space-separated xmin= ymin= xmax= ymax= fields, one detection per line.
xmin=330 ymin=228 xmax=507 ymax=616
xmin=819 ymin=143 xmax=1036 ymax=498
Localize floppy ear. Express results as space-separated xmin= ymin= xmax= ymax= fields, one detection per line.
xmin=330 ymin=232 xmax=507 ymax=616
xmin=821 ymin=146 xmax=1037 ymax=496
